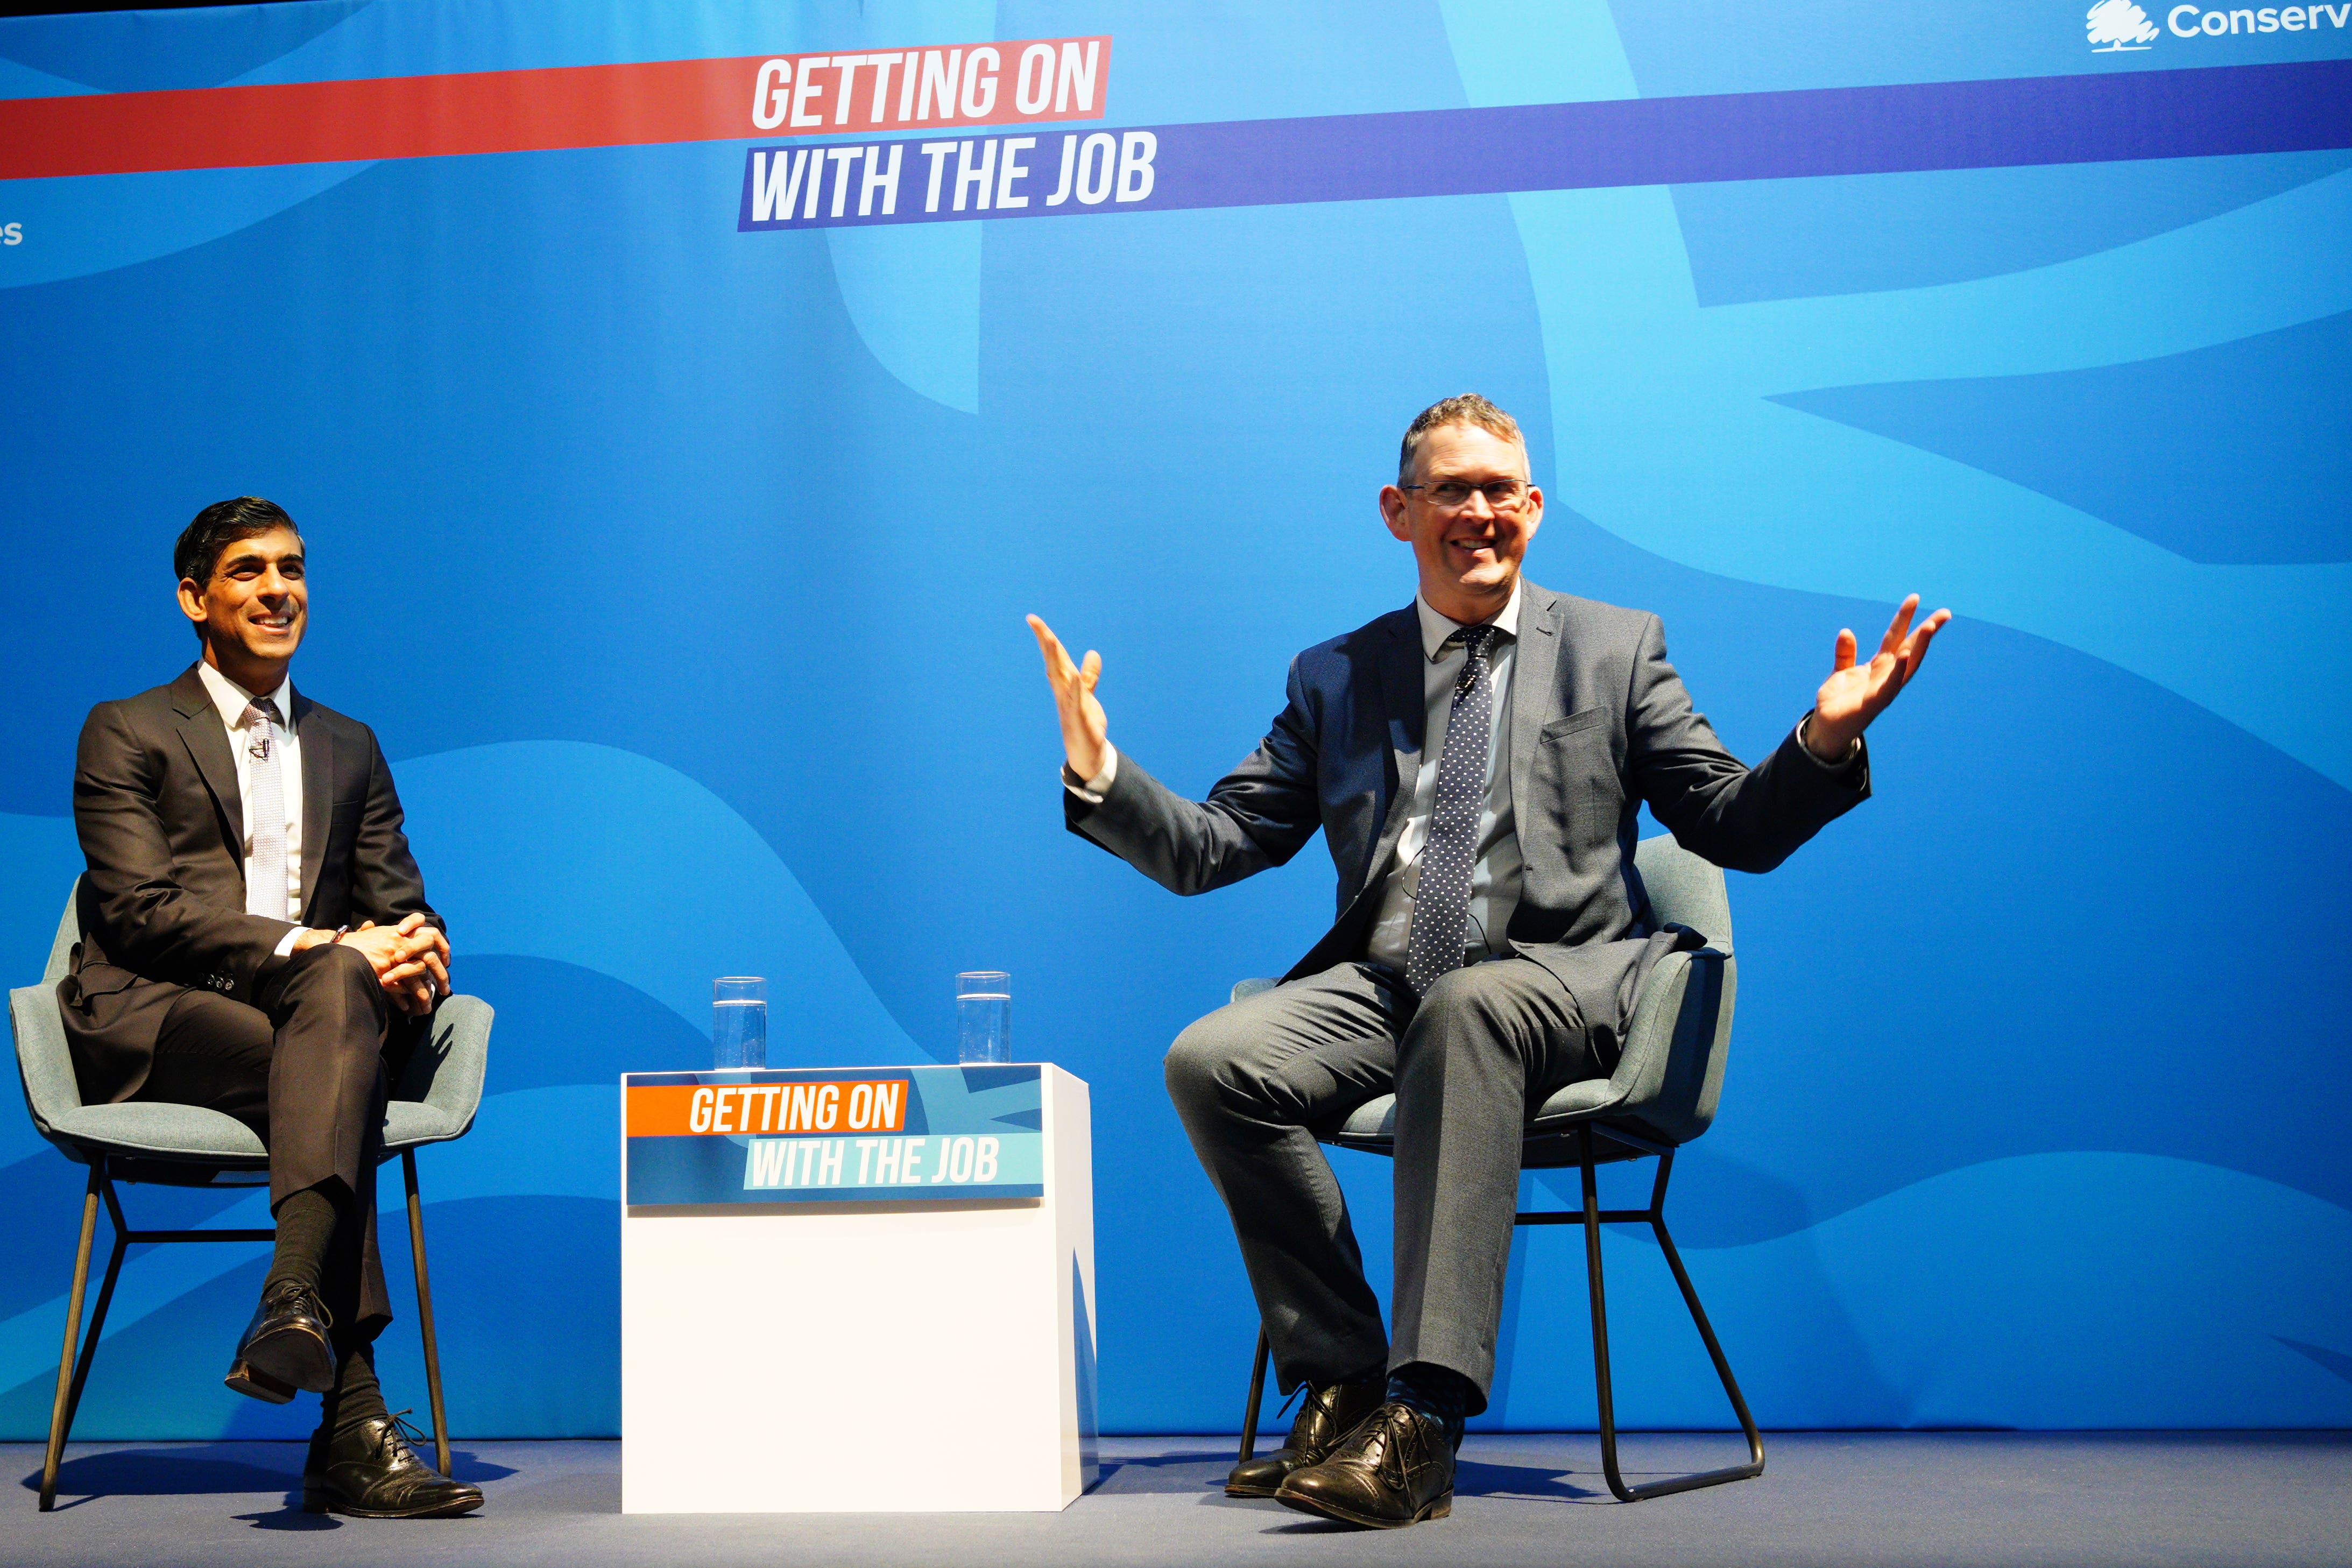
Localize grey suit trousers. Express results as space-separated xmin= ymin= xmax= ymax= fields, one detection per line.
xmin=1164 ymin=955 xmax=1601 ymax=1411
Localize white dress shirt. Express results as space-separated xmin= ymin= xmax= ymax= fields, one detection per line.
xmin=194 ymin=661 xmax=307 ymax=957
xmin=1362 ymin=584 xmax=1524 ymax=971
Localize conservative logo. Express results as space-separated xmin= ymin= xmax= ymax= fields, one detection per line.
xmin=2092 ymin=0 xmax=2352 ymax=46
xmin=2087 ymin=0 xmax=2162 ymax=46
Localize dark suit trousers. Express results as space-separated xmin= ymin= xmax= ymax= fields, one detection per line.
xmin=1164 ymin=956 xmax=1600 ymax=1410
xmin=134 ymin=943 xmax=398 ymax=1338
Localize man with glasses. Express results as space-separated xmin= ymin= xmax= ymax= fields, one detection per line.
xmin=1029 ymin=394 xmax=1947 ymax=1528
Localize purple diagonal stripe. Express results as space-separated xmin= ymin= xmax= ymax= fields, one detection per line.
xmin=1159 ymin=58 xmax=2352 ymax=209
xmin=743 ymin=59 xmax=2352 ymax=231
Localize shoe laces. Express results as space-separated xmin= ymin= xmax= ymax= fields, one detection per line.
xmin=262 ymin=1281 xmax=334 ymax=1329
xmin=386 ymin=1408 xmax=437 ymax=1452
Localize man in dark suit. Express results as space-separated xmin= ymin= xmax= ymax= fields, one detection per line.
xmin=60 ymin=496 xmax=482 ymax=1518
xmin=1029 ymin=395 xmax=1947 ymax=1528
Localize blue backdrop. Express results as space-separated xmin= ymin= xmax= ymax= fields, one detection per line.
xmin=2 ymin=0 xmax=2348 ymax=1439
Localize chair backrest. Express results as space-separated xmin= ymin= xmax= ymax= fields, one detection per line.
xmin=1635 ymin=834 xmax=1732 ymax=955
xmin=43 ymin=875 xmax=82 ymax=986
xmin=1605 ymin=835 xmax=1738 ymax=1145
xmin=15 ymin=879 xmax=90 ymax=1147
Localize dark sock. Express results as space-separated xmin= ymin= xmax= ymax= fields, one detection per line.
xmin=314 ymin=1339 xmax=389 ymax=1457
xmin=264 ymin=1186 xmax=341 ymax=1298
xmin=1386 ymin=1361 xmax=1475 ymax=1435
xmin=1339 ymin=1360 xmax=1388 ymax=1388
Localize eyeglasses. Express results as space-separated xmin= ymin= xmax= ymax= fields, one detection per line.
xmin=1400 ymin=478 xmax=1533 ymax=513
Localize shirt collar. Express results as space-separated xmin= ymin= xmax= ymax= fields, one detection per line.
xmin=195 ymin=660 xmax=294 ymax=729
xmin=1415 ymin=578 xmax=1523 ymax=663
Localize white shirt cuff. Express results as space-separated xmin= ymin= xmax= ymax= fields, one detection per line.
xmin=1062 ymin=746 xmax=1119 ymax=803
xmin=271 ymin=924 xmax=307 ymax=958
xmin=1797 ymin=712 xmax=1861 ymax=771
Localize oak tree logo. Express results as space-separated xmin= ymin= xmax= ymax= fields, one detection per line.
xmin=2086 ymin=0 xmax=2161 ymax=48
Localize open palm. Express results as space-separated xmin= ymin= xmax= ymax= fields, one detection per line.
xmin=1810 ymin=595 xmax=1952 ymax=757
xmin=1026 ymin=614 xmax=1111 ymax=780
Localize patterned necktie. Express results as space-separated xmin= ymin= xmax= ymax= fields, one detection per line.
xmin=1404 ymin=625 xmax=1500 ymax=999
xmin=243 ymin=697 xmax=289 ymax=921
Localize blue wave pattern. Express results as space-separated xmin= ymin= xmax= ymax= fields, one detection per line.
xmin=1 ymin=1 xmax=2348 ymax=1435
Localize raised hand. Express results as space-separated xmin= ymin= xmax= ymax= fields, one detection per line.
xmin=1807 ymin=594 xmax=1952 ymax=759
xmin=1025 ymin=613 xmax=1111 ymax=782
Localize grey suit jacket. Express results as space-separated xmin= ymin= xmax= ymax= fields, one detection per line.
xmin=1064 ymin=582 xmax=1869 ymax=1049
xmin=58 ymin=665 xmax=441 ymax=1105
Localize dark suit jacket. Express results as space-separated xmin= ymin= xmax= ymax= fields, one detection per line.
xmin=59 ymin=665 xmax=441 ymax=1105
xmin=1066 ymin=583 xmax=1869 ymax=1047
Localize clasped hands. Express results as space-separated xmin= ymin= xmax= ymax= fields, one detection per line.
xmin=296 ymin=913 xmax=449 ymax=1016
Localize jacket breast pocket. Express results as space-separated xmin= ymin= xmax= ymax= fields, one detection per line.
xmin=1535 ymin=706 xmax=1622 ymax=847
xmin=1541 ymin=707 xmax=1608 ymax=742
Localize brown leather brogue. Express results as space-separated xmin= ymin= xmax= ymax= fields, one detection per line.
xmin=1274 ymin=1399 xmax=1456 ymax=1528
xmin=1225 ymin=1377 xmax=1387 ymax=1498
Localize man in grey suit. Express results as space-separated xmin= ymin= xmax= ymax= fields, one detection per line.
xmin=1028 ymin=395 xmax=1947 ymax=1528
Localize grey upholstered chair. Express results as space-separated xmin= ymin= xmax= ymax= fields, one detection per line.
xmin=9 ymin=879 xmax=493 ymax=1511
xmin=1232 ymin=833 xmax=1762 ymax=1503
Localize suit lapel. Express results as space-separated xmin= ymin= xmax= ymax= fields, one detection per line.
xmin=293 ymin=690 xmax=335 ymax=922
xmin=169 ymin=667 xmax=245 ymax=863
xmin=1509 ymin=583 xmax=1562 ymax=825
xmin=1358 ymin=607 xmax=1427 ymax=900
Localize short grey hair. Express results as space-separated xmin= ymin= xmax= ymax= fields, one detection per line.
xmin=1397 ymin=393 xmax=1526 ymax=484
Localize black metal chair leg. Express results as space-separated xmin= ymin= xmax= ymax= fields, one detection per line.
xmin=1580 ymin=1136 xmax=1765 ymax=1502
xmin=1646 ymin=1155 xmax=1765 ymax=1495
xmin=1578 ymin=1130 xmax=1638 ymax=1502
xmin=1237 ymin=1328 xmax=1270 ymax=1464
xmin=41 ymin=1160 xmax=104 ymax=1513
xmin=401 ymin=1149 xmax=453 ymax=1478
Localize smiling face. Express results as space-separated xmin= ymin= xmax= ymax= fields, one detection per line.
xmin=1379 ymin=421 xmax=1543 ymax=624
xmin=178 ymin=524 xmax=307 ymax=691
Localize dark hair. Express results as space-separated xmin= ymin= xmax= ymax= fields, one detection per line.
xmin=174 ymin=497 xmax=298 ymax=587
xmin=1397 ymin=394 xmax=1525 ymax=484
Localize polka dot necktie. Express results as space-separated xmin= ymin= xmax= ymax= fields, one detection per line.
xmin=1405 ymin=625 xmax=1499 ymax=999
xmin=242 ymin=697 xmax=289 ymax=922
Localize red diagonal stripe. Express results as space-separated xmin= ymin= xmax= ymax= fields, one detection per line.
xmin=0 ymin=43 xmax=1110 ymax=180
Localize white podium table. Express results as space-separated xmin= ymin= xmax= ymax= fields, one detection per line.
xmin=619 ymin=1063 xmax=1096 ymax=1513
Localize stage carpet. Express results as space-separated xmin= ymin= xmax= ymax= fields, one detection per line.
xmin=10 ymin=1432 xmax=2348 ymax=1565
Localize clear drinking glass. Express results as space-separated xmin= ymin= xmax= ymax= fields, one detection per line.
xmin=714 ymin=976 xmax=768 ymax=1069
xmin=956 ymin=971 xmax=1011 ymax=1065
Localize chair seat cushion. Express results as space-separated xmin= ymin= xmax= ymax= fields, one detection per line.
xmin=45 ymin=1099 xmax=467 ymax=1164
xmin=48 ymin=1103 xmax=268 ymax=1162
xmin=1332 ymin=1077 xmax=1626 ymax=1143
xmin=383 ymin=1098 xmax=468 ymax=1150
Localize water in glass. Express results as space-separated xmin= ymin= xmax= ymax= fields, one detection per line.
xmin=956 ymin=971 xmax=1011 ymax=1065
xmin=714 ymin=976 xmax=768 ymax=1069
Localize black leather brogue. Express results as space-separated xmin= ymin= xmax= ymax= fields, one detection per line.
xmin=223 ymin=1282 xmax=335 ymax=1403
xmin=303 ymin=1414 xmax=485 ymax=1518
xmin=1226 ymin=1377 xmax=1387 ymax=1498
xmin=1274 ymin=1399 xmax=1457 ymax=1528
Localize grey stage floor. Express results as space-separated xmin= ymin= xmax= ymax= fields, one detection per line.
xmin=8 ymin=1432 xmax=2349 ymax=1567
